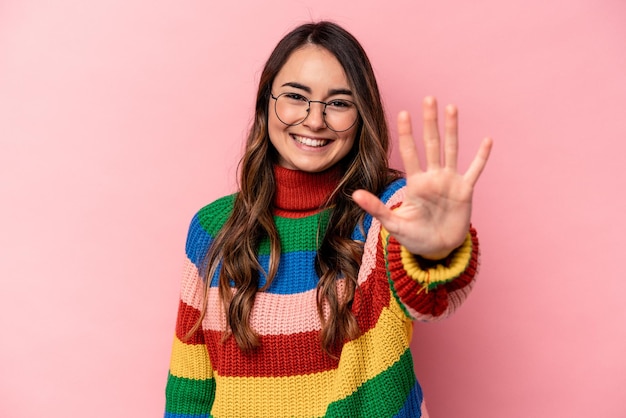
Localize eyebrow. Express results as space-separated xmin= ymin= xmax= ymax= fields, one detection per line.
xmin=281 ymin=82 xmax=353 ymax=96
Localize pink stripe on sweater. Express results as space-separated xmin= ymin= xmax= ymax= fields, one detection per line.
xmin=202 ymin=286 xmax=322 ymax=335
xmin=179 ymin=259 xmax=205 ymax=311
xmin=421 ymin=400 xmax=430 ymax=418
xmin=180 ymin=259 xmax=352 ymax=336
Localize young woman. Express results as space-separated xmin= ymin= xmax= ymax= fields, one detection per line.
xmin=165 ymin=21 xmax=492 ymax=418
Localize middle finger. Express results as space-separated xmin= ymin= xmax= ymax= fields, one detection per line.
xmin=422 ymin=96 xmax=441 ymax=170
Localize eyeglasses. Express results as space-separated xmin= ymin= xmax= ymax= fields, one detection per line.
xmin=270 ymin=92 xmax=359 ymax=132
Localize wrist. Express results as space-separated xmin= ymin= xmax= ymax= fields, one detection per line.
xmin=416 ymin=249 xmax=453 ymax=261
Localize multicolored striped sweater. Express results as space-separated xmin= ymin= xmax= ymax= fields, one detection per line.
xmin=165 ymin=165 xmax=479 ymax=418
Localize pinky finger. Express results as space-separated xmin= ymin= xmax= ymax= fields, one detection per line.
xmin=464 ymin=137 xmax=493 ymax=185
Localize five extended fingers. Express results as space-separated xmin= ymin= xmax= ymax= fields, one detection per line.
xmin=356 ymin=97 xmax=492 ymax=227
xmin=397 ymin=96 xmax=491 ymax=186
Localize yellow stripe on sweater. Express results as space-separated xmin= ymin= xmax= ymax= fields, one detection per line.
xmin=169 ymin=336 xmax=213 ymax=381
xmin=210 ymin=296 xmax=412 ymax=417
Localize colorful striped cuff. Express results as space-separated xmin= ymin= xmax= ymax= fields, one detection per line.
xmin=383 ymin=227 xmax=478 ymax=292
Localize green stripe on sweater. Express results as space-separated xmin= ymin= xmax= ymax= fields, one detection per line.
xmin=324 ymin=348 xmax=416 ymax=417
xmin=259 ymin=210 xmax=331 ymax=253
xmin=165 ymin=373 xmax=215 ymax=415
xmin=196 ymin=194 xmax=331 ymax=254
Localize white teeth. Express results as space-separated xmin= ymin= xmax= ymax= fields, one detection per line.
xmin=294 ymin=135 xmax=328 ymax=147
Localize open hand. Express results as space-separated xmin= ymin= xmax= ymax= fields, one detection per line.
xmin=352 ymin=96 xmax=493 ymax=259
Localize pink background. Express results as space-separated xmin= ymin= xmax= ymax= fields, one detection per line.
xmin=1 ymin=0 xmax=625 ymax=417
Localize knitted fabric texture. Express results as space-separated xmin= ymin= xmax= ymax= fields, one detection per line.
xmin=165 ymin=166 xmax=479 ymax=418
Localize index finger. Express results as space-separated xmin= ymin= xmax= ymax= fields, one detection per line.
xmin=397 ymin=111 xmax=422 ymax=175
xmin=352 ymin=189 xmax=398 ymax=232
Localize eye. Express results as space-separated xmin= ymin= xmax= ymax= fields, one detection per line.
xmin=283 ymin=93 xmax=308 ymax=103
xmin=327 ymin=99 xmax=354 ymax=110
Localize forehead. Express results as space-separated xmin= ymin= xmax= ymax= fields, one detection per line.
xmin=273 ymin=45 xmax=350 ymax=92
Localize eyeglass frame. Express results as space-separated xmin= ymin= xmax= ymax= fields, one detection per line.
xmin=269 ymin=92 xmax=359 ymax=133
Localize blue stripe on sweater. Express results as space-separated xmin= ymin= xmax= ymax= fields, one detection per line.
xmin=207 ymin=251 xmax=319 ymax=294
xmin=185 ymin=218 xmax=318 ymax=294
xmin=394 ymin=380 xmax=424 ymax=418
xmin=381 ymin=178 xmax=406 ymax=203
xmin=185 ymin=213 xmax=213 ymax=267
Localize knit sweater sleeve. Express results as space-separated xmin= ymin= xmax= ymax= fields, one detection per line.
xmin=367 ymin=179 xmax=480 ymax=322
xmin=383 ymin=225 xmax=479 ymax=321
xmin=164 ymin=197 xmax=235 ymax=417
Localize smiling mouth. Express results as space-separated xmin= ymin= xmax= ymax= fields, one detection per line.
xmin=292 ymin=134 xmax=329 ymax=148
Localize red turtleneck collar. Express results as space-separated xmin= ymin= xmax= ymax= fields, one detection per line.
xmin=272 ymin=165 xmax=342 ymax=218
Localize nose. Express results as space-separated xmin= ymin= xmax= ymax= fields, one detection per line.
xmin=303 ymin=101 xmax=327 ymax=131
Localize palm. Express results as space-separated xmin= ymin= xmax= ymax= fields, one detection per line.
xmin=353 ymin=96 xmax=492 ymax=259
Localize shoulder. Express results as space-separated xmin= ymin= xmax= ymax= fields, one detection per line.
xmin=192 ymin=193 xmax=237 ymax=235
xmin=185 ymin=193 xmax=237 ymax=264
xmin=379 ymin=178 xmax=406 ymax=206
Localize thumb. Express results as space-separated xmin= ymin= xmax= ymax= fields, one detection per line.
xmin=352 ymin=190 xmax=397 ymax=230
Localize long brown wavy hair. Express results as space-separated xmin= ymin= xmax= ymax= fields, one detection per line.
xmin=190 ymin=21 xmax=400 ymax=355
